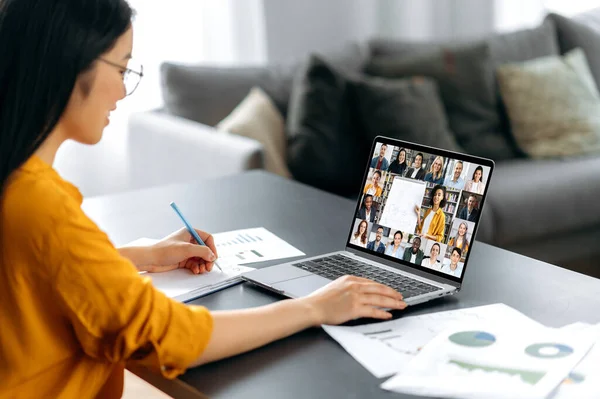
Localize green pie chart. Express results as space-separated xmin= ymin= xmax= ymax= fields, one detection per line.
xmin=525 ymin=343 xmax=574 ymax=359
xmin=449 ymin=331 xmax=496 ymax=347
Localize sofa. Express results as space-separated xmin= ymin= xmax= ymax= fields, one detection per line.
xmin=127 ymin=9 xmax=600 ymax=277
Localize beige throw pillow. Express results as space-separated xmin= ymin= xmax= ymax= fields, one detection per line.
xmin=217 ymin=87 xmax=291 ymax=178
xmin=497 ymin=48 xmax=600 ymax=158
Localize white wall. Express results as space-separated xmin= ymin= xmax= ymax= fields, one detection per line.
xmin=262 ymin=0 xmax=378 ymax=63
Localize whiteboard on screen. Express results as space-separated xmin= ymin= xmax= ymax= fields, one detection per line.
xmin=379 ymin=177 xmax=426 ymax=234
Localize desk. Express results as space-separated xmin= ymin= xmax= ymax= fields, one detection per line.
xmin=83 ymin=171 xmax=600 ymax=399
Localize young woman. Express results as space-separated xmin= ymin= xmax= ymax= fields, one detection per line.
xmin=448 ymin=222 xmax=470 ymax=253
xmin=421 ymin=243 xmax=442 ymax=269
xmin=388 ymin=148 xmax=408 ymax=176
xmin=385 ymin=231 xmax=404 ymax=258
xmin=424 ymin=156 xmax=445 ymax=185
xmin=441 ymin=247 xmax=463 ymax=277
xmin=415 ymin=185 xmax=447 ymax=242
xmin=464 ymin=165 xmax=486 ymax=194
xmin=363 ymin=170 xmax=383 ymax=197
xmin=0 ymin=1 xmax=405 ymax=397
xmin=350 ymin=220 xmax=369 ymax=247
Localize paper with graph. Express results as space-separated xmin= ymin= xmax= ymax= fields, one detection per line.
xmin=214 ymin=227 xmax=305 ymax=267
xmin=380 ymin=323 xmax=598 ymax=399
xmin=322 ymin=304 xmax=542 ymax=378
xmin=551 ymin=322 xmax=600 ymax=399
xmin=379 ymin=177 xmax=426 ymax=233
xmin=129 ymin=228 xmax=304 ymax=302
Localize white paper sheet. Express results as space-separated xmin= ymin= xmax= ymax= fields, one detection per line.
xmin=128 ymin=227 xmax=304 ymax=302
xmin=378 ymin=177 xmax=426 ymax=233
xmin=322 ymin=304 xmax=542 ymax=378
xmin=380 ymin=323 xmax=597 ymax=399
xmin=550 ymin=323 xmax=600 ymax=399
xmin=213 ymin=227 xmax=305 ymax=267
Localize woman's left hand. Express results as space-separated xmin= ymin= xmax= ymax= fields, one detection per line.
xmin=138 ymin=227 xmax=218 ymax=274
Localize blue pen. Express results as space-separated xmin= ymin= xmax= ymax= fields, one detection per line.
xmin=170 ymin=201 xmax=222 ymax=272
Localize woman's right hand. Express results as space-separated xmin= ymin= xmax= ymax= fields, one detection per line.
xmin=303 ymin=275 xmax=407 ymax=325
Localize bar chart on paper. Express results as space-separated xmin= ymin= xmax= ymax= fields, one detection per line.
xmin=214 ymin=227 xmax=305 ymax=267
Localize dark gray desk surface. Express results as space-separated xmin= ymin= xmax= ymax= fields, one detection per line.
xmin=83 ymin=171 xmax=600 ymax=399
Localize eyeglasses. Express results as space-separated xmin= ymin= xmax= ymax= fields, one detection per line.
xmin=98 ymin=58 xmax=144 ymax=96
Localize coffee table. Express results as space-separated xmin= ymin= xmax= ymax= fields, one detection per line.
xmin=83 ymin=171 xmax=600 ymax=399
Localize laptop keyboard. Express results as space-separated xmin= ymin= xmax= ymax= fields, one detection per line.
xmin=292 ymin=254 xmax=441 ymax=299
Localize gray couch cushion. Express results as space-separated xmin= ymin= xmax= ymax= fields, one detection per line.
xmin=547 ymin=12 xmax=600 ymax=92
xmin=367 ymin=20 xmax=560 ymax=161
xmin=352 ymin=76 xmax=462 ymax=152
xmin=366 ymin=43 xmax=502 ymax=158
xmin=287 ymin=55 xmax=368 ymax=196
xmin=485 ymin=156 xmax=600 ymax=246
xmin=161 ymin=42 xmax=370 ymax=126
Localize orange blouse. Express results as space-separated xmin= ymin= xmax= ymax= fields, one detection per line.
xmin=0 ymin=156 xmax=213 ymax=398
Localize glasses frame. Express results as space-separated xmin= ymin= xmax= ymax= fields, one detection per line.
xmin=98 ymin=58 xmax=144 ymax=96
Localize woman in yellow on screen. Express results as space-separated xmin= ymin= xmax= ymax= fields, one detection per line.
xmin=364 ymin=169 xmax=383 ymax=197
xmin=350 ymin=220 xmax=369 ymax=247
xmin=448 ymin=221 xmax=470 ymax=253
xmin=424 ymin=156 xmax=445 ymax=185
xmin=464 ymin=165 xmax=486 ymax=194
xmin=0 ymin=1 xmax=406 ymax=397
xmin=414 ymin=185 xmax=447 ymax=242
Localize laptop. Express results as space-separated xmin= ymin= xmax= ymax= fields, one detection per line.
xmin=243 ymin=136 xmax=494 ymax=306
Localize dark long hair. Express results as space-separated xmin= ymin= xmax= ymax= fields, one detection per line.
xmin=0 ymin=0 xmax=133 ymax=190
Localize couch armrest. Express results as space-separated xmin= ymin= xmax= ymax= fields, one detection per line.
xmin=126 ymin=111 xmax=264 ymax=191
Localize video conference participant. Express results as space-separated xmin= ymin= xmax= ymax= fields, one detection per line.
xmin=370 ymin=143 xmax=389 ymax=170
xmin=421 ymin=243 xmax=441 ymax=269
xmin=464 ymin=165 xmax=486 ymax=194
xmin=441 ymin=247 xmax=463 ymax=277
xmin=415 ymin=185 xmax=447 ymax=242
xmin=458 ymin=194 xmax=480 ymax=222
xmin=356 ymin=194 xmax=377 ymax=223
xmin=404 ymin=152 xmax=426 ymax=180
xmin=402 ymin=236 xmax=424 ymax=265
xmin=448 ymin=221 xmax=470 ymax=253
xmin=364 ymin=170 xmax=383 ymax=197
xmin=350 ymin=220 xmax=369 ymax=247
xmin=388 ymin=148 xmax=408 ymax=175
xmin=385 ymin=231 xmax=404 ymax=258
xmin=367 ymin=226 xmax=386 ymax=253
xmin=444 ymin=161 xmax=466 ymax=190
xmin=424 ymin=156 xmax=445 ymax=185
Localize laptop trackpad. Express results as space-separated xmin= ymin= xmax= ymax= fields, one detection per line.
xmin=274 ymin=274 xmax=332 ymax=298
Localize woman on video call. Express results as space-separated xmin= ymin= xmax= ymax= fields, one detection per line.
xmin=0 ymin=1 xmax=406 ymax=396
xmin=388 ymin=148 xmax=408 ymax=176
xmin=424 ymin=156 xmax=445 ymax=185
xmin=441 ymin=247 xmax=462 ymax=277
xmin=364 ymin=170 xmax=383 ymax=197
xmin=448 ymin=221 xmax=470 ymax=253
xmin=421 ymin=243 xmax=441 ymax=269
xmin=464 ymin=165 xmax=486 ymax=194
xmin=415 ymin=185 xmax=447 ymax=242
xmin=350 ymin=220 xmax=369 ymax=247
xmin=356 ymin=194 xmax=377 ymax=223
xmin=385 ymin=231 xmax=404 ymax=258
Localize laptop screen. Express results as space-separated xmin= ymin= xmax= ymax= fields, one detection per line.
xmin=347 ymin=137 xmax=494 ymax=282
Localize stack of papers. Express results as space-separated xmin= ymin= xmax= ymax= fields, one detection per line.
xmin=134 ymin=227 xmax=304 ymax=302
xmin=323 ymin=304 xmax=600 ymax=398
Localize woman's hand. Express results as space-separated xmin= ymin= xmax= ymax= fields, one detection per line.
xmin=303 ymin=275 xmax=407 ymax=325
xmin=138 ymin=227 xmax=218 ymax=274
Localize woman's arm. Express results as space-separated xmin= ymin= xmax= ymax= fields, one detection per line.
xmin=192 ymin=276 xmax=406 ymax=366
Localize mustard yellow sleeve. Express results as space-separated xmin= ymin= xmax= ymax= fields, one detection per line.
xmin=430 ymin=210 xmax=446 ymax=242
xmin=50 ymin=205 xmax=213 ymax=378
